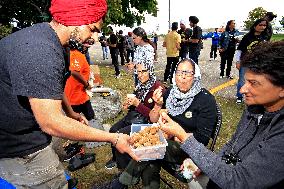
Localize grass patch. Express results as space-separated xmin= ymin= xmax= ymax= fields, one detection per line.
xmin=271 ymin=34 xmax=284 ymax=41
xmin=67 ymin=65 xmax=245 ymax=189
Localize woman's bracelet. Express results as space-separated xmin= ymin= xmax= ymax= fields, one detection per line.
xmin=113 ymin=133 xmax=121 ymax=147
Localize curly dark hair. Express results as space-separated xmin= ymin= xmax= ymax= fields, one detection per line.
xmin=241 ymin=41 xmax=284 ymax=87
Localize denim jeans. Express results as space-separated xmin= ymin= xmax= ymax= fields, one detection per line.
xmin=102 ymin=46 xmax=108 ymax=59
xmin=236 ymin=67 xmax=246 ymax=99
xmin=0 ymin=144 xmax=67 ymax=189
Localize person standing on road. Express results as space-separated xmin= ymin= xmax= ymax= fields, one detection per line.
xmin=178 ymin=20 xmax=192 ymax=60
xmin=125 ymin=32 xmax=135 ymax=63
xmin=163 ymin=22 xmax=181 ymax=84
xmin=127 ymin=27 xmax=155 ymax=86
xmin=117 ymin=30 xmax=127 ymax=66
xmin=0 ymin=0 xmax=138 ymax=188
xmin=107 ymin=26 xmax=120 ymax=78
xmin=209 ymin=28 xmax=220 ymax=61
xmin=219 ymin=20 xmax=239 ymax=79
xmin=188 ymin=16 xmax=202 ymax=64
xmin=235 ymin=18 xmax=269 ymax=104
xmin=99 ymin=32 xmax=109 ymax=60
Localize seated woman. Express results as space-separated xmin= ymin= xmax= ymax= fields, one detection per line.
xmin=94 ymin=58 xmax=218 ymax=189
xmin=105 ymin=63 xmax=165 ymax=170
xmin=159 ymin=41 xmax=284 ymax=188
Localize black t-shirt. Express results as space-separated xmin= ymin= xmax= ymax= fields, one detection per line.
xmin=163 ymin=88 xmax=217 ymax=145
xmin=117 ymin=35 xmax=126 ymax=49
xmin=178 ymin=28 xmax=192 ymax=51
xmin=0 ymin=23 xmax=65 ymax=158
xmin=189 ymin=26 xmax=202 ymax=50
xmin=108 ymin=33 xmax=118 ymax=54
xmin=237 ymin=32 xmax=268 ymax=59
xmin=99 ymin=35 xmax=107 ymax=47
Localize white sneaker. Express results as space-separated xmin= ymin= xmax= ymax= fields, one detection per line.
xmin=115 ymin=74 xmax=121 ymax=79
xmin=209 ymin=58 xmax=213 ymax=61
xmin=219 ymin=76 xmax=224 ymax=79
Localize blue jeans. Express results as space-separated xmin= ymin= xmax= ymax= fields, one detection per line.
xmin=236 ymin=67 xmax=246 ymax=99
xmin=102 ymin=46 xmax=108 ymax=60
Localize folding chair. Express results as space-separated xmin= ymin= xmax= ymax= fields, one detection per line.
xmin=160 ymin=103 xmax=222 ymax=188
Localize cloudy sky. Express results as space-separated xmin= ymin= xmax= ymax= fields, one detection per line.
xmin=139 ymin=0 xmax=283 ymax=34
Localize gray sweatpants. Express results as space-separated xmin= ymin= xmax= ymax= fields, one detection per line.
xmin=0 ymin=144 xmax=68 ymax=189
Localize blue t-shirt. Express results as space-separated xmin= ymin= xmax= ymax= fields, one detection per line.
xmin=0 ymin=23 xmax=65 ymax=158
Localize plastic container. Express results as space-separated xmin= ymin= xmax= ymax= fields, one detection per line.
xmin=130 ymin=123 xmax=168 ymax=161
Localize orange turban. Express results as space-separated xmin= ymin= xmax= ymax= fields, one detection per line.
xmin=49 ymin=0 xmax=107 ymax=26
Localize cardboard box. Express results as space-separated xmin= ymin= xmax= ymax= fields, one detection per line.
xmin=130 ymin=124 xmax=168 ymax=161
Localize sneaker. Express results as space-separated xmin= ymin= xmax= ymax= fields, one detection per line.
xmin=219 ymin=76 xmax=224 ymax=79
xmin=227 ymin=75 xmax=234 ymax=79
xmin=236 ymin=98 xmax=243 ymax=104
xmin=105 ymin=159 xmax=117 ymax=170
xmin=209 ymin=58 xmax=213 ymax=61
xmin=115 ymin=74 xmax=121 ymax=79
xmin=92 ymin=178 xmax=127 ymax=189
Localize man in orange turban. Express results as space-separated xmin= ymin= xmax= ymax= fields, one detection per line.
xmin=0 ymin=0 xmax=138 ymax=188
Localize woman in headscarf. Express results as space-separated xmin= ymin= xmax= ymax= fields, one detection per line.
xmin=105 ymin=62 xmax=165 ymax=170
xmin=94 ymin=59 xmax=218 ymax=189
xmin=127 ymin=27 xmax=156 ymax=86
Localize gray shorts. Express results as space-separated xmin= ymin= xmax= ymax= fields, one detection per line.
xmin=0 ymin=144 xmax=68 ymax=189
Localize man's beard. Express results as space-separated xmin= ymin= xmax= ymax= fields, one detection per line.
xmin=68 ymin=38 xmax=88 ymax=54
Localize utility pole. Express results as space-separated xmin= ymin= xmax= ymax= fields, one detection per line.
xmin=168 ymin=0 xmax=171 ymax=30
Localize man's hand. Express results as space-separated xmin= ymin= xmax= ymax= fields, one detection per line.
xmin=113 ymin=133 xmax=140 ymax=161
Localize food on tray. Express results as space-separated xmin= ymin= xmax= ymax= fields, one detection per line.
xmin=131 ymin=126 xmax=162 ymax=149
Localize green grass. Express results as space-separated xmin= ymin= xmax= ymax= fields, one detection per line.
xmin=66 ymin=66 xmax=245 ymax=189
xmin=271 ymin=34 xmax=284 ymax=41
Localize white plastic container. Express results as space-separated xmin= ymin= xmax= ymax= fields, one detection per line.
xmin=130 ymin=124 xmax=168 ymax=161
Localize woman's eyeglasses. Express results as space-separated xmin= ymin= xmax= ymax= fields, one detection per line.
xmin=258 ymin=24 xmax=267 ymax=27
xmin=176 ymin=70 xmax=194 ymax=77
xmin=137 ymin=70 xmax=148 ymax=74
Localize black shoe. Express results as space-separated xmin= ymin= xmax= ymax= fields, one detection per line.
xmin=63 ymin=143 xmax=84 ymax=161
xmin=68 ymin=153 xmax=96 ymax=171
xmin=68 ymin=178 xmax=78 ymax=189
xmin=92 ymin=178 xmax=127 ymax=189
xmin=105 ymin=159 xmax=117 ymax=170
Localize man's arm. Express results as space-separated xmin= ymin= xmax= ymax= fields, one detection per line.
xmin=29 ymin=97 xmax=139 ymax=160
xmin=70 ymin=71 xmax=91 ymax=89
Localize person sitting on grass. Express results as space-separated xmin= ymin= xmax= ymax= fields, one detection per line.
xmin=94 ymin=58 xmax=217 ymax=189
xmin=105 ymin=62 xmax=166 ymax=170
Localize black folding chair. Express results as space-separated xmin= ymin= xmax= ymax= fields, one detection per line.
xmin=160 ymin=103 xmax=222 ymax=188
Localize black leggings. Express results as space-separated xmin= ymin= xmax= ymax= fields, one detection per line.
xmin=71 ymin=100 xmax=94 ymax=121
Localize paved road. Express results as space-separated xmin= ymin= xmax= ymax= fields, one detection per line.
xmin=88 ymin=39 xmax=239 ymax=100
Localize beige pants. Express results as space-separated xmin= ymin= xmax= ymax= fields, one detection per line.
xmin=0 ymin=144 xmax=68 ymax=189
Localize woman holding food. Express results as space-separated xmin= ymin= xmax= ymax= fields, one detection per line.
xmin=93 ymin=58 xmax=218 ymax=189
xmin=105 ymin=62 xmax=165 ymax=170
xmin=158 ymin=41 xmax=284 ymax=189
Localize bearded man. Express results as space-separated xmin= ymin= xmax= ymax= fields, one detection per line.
xmin=0 ymin=0 xmax=138 ymax=188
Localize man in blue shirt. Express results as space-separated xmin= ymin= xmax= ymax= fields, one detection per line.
xmin=209 ymin=28 xmax=220 ymax=61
